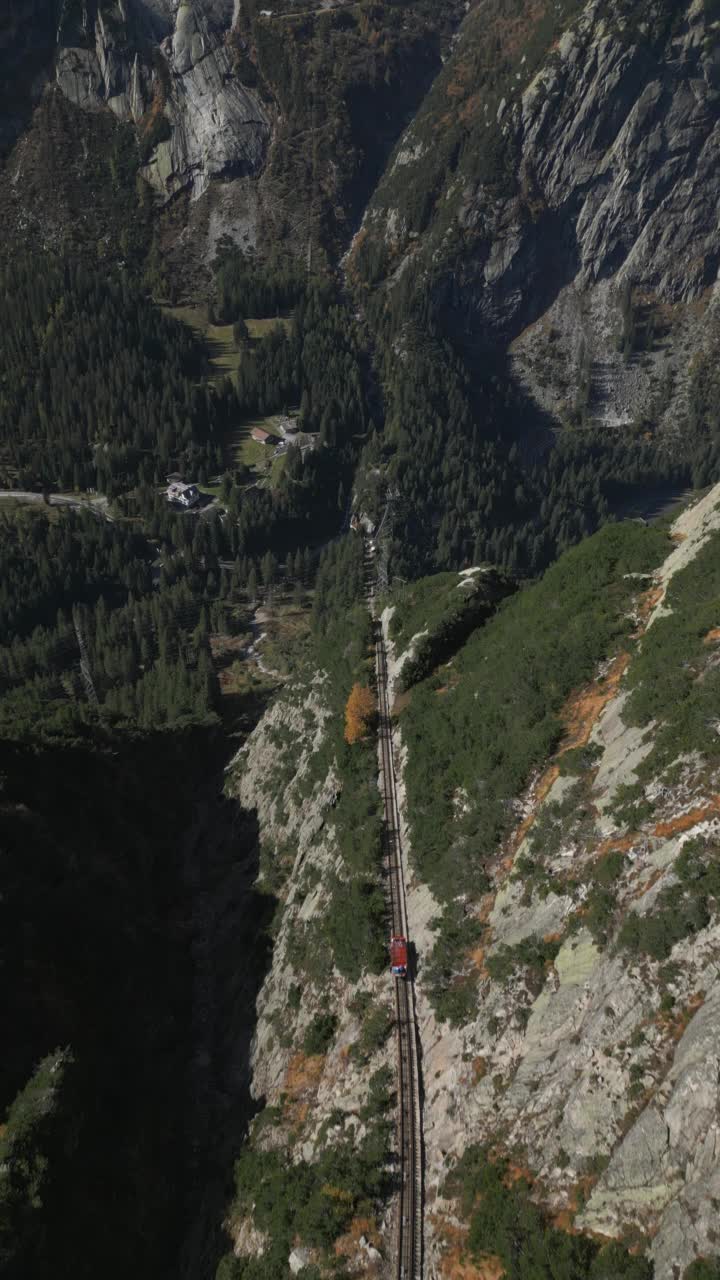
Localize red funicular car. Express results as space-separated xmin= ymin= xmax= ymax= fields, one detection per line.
xmin=390 ymin=935 xmax=408 ymax=978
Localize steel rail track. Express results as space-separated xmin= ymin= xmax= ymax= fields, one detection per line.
xmin=370 ymin=593 xmax=423 ymax=1280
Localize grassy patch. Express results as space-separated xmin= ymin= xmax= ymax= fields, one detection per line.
xmin=162 ymin=303 xmax=241 ymax=385
xmin=228 ymin=414 xmax=296 ymax=472
xmin=246 ymin=316 xmax=293 ymax=339
xmin=163 ymin=307 xmax=293 ymax=391
xmin=239 ymin=432 xmax=273 ymax=469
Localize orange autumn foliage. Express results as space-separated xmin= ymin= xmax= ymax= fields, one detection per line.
xmin=344 ymin=683 xmax=376 ymax=744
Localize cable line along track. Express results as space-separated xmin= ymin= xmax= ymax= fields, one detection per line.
xmin=366 ymin=543 xmax=423 ymax=1280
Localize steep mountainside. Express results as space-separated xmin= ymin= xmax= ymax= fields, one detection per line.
xmin=210 ymin=601 xmax=403 ymax=1276
xmin=0 ymin=0 xmax=463 ymax=272
xmin=0 ymin=0 xmax=57 ymax=155
xmin=5 ymin=0 xmax=720 ymax=448
xmin=381 ymin=483 xmax=720 ymax=1279
xmin=5 ymin=0 xmax=720 ymax=577
xmin=7 ymin=4 xmax=720 ymax=1278
xmin=353 ymin=0 xmax=720 ymax=439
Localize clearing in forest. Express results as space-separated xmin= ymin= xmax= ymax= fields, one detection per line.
xmin=162 ymin=304 xmax=293 ymax=387
xmin=224 ymin=414 xmax=294 ymax=488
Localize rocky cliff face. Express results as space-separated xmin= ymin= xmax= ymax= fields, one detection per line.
xmin=355 ymin=0 xmax=720 ymax=437
xmin=4 ymin=0 xmax=720 ymax=402
xmin=0 ymin=0 xmax=270 ymax=266
xmin=54 ymin=0 xmax=270 ymax=200
xmin=381 ymin=483 xmax=720 ymax=1279
xmin=465 ymin=1 xmax=720 ymax=328
xmin=223 ymin=672 xmax=395 ymax=1273
xmin=216 ymin=495 xmax=720 ymax=1279
xmin=0 ymin=0 xmax=465 ymax=270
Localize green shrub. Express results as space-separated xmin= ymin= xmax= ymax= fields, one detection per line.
xmin=619 ymin=897 xmax=710 ymax=961
xmin=585 ymin=886 xmax=617 ymax=945
xmin=424 ymin=902 xmax=484 ymax=1025
xmin=611 ymin=781 xmax=654 ymax=829
xmin=676 ymin=838 xmax=720 ymax=898
xmin=215 ymin=1255 xmax=244 ymax=1280
xmin=444 ymin=1146 xmax=652 ymax=1280
xmin=303 ymin=1013 xmax=338 ymax=1056
xmin=684 ymin=1260 xmax=720 ymax=1280
xmin=486 ymin=935 xmax=562 ymax=985
xmin=360 ymin=1066 xmax=394 ymax=1122
xmin=593 ymin=851 xmax=625 ymax=887
xmin=350 ymin=1003 xmax=392 ymax=1064
xmin=253 ymin=1105 xmax=282 ymax=1134
xmin=559 ymin=742 xmax=603 ymax=776
xmin=513 ymin=853 xmax=553 ymax=902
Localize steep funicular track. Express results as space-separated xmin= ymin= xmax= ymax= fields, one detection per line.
xmin=368 ymin=554 xmax=423 ymax=1280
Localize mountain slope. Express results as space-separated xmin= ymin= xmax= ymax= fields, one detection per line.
xmin=382 ymin=483 xmax=720 ymax=1279
xmin=0 ymin=0 xmax=465 ymax=272
xmin=353 ymin=0 xmax=720 ymax=440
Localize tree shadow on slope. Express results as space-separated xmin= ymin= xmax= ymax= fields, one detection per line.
xmin=0 ymin=724 xmax=274 ymax=1280
xmin=0 ymin=1 xmax=57 ymax=166
xmin=180 ymin=772 xmax=276 ymax=1280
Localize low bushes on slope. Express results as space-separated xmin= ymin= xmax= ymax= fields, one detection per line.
xmin=626 ymin=529 xmax=720 ymax=773
xmin=287 ymin=537 xmax=386 ymax=983
xmin=218 ymin=1070 xmax=394 ymax=1280
xmin=389 ymin=571 xmax=465 ymax=654
xmin=390 ymin=567 xmax=515 ymax=690
xmin=685 ymin=1261 xmax=720 ymax=1280
xmin=446 ymin=1147 xmax=652 ymax=1280
xmin=619 ymin=836 xmax=720 ymax=961
xmin=401 ymin=521 xmax=669 ymax=903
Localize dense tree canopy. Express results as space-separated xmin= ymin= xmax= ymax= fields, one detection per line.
xmin=0 ymin=257 xmax=228 ymax=494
